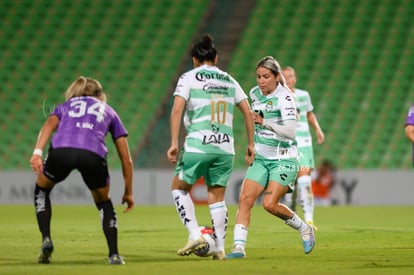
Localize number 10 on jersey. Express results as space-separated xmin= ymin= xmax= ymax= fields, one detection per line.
xmin=211 ymin=100 xmax=227 ymax=124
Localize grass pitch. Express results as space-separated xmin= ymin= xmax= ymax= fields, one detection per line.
xmin=0 ymin=204 xmax=413 ymax=275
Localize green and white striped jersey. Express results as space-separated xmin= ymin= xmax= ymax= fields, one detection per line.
xmin=250 ymin=83 xmax=297 ymax=159
xmin=294 ymin=88 xmax=313 ymax=149
xmin=173 ymin=64 xmax=248 ymax=155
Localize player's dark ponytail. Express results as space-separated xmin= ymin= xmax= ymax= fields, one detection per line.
xmin=191 ymin=34 xmax=217 ymax=62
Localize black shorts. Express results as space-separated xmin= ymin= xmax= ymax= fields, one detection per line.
xmin=43 ymin=147 xmax=109 ymax=190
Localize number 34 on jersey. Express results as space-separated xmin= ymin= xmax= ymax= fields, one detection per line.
xmin=69 ymin=99 xmax=106 ymax=130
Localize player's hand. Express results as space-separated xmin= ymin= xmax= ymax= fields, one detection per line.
xmin=30 ymin=155 xmax=43 ymax=174
xmin=316 ymin=130 xmax=325 ymax=144
xmin=245 ymin=145 xmax=255 ymax=166
xmin=167 ymin=145 xmax=179 ymax=164
xmin=251 ymin=111 xmax=263 ymax=125
xmin=122 ymin=194 xmax=134 ymax=213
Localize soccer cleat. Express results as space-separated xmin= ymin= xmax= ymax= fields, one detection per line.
xmin=108 ymin=254 xmax=125 ymax=265
xmin=301 ymin=225 xmax=316 ymax=254
xmin=212 ymin=251 xmax=225 ymax=260
xmin=225 ymin=247 xmax=246 ymax=259
xmin=38 ymin=237 xmax=54 ymax=264
xmin=177 ymin=236 xmax=206 ymax=256
xmin=306 ymin=221 xmax=318 ymax=231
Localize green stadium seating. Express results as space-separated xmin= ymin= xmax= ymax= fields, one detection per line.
xmin=0 ymin=0 xmax=209 ymax=170
xmin=228 ymin=0 xmax=414 ymax=169
xmin=1 ymin=0 xmax=414 ymax=170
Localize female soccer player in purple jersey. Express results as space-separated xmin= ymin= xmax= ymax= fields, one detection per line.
xmin=30 ymin=76 xmax=134 ymax=265
xmin=405 ymin=105 xmax=414 ymax=164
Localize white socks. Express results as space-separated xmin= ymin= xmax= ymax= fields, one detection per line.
xmin=285 ymin=213 xmax=309 ymax=235
xmin=209 ymin=201 xmax=227 ymax=252
xmin=282 ymin=191 xmax=294 ymax=210
xmin=233 ymin=224 xmax=248 ymax=250
xmin=172 ymin=189 xmax=201 ymax=240
xmin=297 ymin=175 xmax=314 ymax=222
xmin=233 ymin=214 xmax=308 ymax=251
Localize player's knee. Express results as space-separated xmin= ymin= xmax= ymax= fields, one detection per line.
xmin=238 ymin=192 xmax=256 ymax=209
xmin=262 ymin=198 xmax=278 ymax=214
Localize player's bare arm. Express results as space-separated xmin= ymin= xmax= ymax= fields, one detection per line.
xmin=114 ymin=136 xmax=134 ymax=212
xmin=167 ymin=96 xmax=185 ymax=163
xmin=30 ymin=115 xmax=59 ymax=174
xmin=238 ymin=100 xmax=255 ymax=165
xmin=307 ymin=111 xmax=325 ymax=144
xmin=405 ymin=125 xmax=414 ymax=143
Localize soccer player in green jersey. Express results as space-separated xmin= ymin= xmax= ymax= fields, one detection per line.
xmin=167 ymin=34 xmax=255 ymax=260
xmin=226 ymin=56 xmax=315 ymax=259
xmin=282 ymin=66 xmax=325 ymax=230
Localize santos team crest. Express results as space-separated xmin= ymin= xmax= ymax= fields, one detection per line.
xmin=265 ymin=101 xmax=274 ymax=112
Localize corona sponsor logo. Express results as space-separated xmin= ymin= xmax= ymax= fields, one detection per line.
xmin=195 ymin=72 xmax=231 ymax=82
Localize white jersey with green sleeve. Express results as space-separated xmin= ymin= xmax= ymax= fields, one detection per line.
xmin=173 ymin=64 xmax=248 ymax=155
xmin=295 ymin=88 xmax=313 ymax=149
xmin=250 ymin=83 xmax=297 ymax=160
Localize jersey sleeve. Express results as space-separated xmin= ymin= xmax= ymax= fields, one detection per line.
xmin=280 ymin=91 xmax=297 ymax=121
xmin=51 ymin=102 xmax=65 ymax=119
xmin=173 ymin=73 xmax=191 ymax=101
xmin=305 ymin=91 xmax=314 ymax=112
xmin=406 ymin=106 xmax=414 ymax=126
xmin=232 ymin=77 xmax=248 ymax=104
xmin=109 ymin=111 xmax=128 ymax=140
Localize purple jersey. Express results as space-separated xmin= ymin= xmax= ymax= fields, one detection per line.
xmin=405 ymin=106 xmax=414 ymax=125
xmin=405 ymin=105 xmax=414 ymax=165
xmin=50 ymin=96 xmax=128 ymax=158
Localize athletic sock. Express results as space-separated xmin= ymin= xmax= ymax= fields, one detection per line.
xmin=96 ymin=200 xmax=118 ymax=257
xmin=209 ymin=201 xmax=227 ymax=252
xmin=233 ymin=224 xmax=248 ymax=251
xmin=171 ymin=189 xmax=201 ymax=240
xmin=285 ymin=213 xmax=309 ymax=235
xmin=297 ymin=175 xmax=314 ymax=222
xmin=34 ymin=183 xmax=52 ymax=240
xmin=282 ymin=191 xmax=295 ymax=210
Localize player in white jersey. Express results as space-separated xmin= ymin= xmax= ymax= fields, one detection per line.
xmin=282 ymin=66 xmax=325 ymax=230
xmin=167 ymin=34 xmax=255 ymax=260
xmin=226 ymin=56 xmax=315 ymax=259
